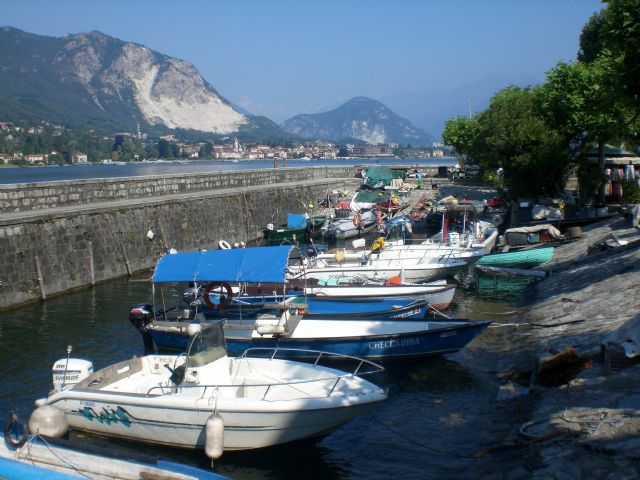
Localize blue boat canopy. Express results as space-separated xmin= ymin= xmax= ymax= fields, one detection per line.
xmin=152 ymin=246 xmax=298 ymax=283
xmin=287 ymin=213 xmax=307 ymax=228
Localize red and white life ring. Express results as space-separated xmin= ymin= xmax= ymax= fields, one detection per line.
xmin=352 ymin=213 xmax=362 ymax=227
xmin=203 ymin=282 xmax=234 ymax=310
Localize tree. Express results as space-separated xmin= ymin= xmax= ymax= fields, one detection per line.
xmin=599 ymin=0 xmax=640 ymax=110
xmin=578 ymin=11 xmax=607 ymax=63
xmin=476 ymin=86 xmax=572 ymax=198
xmin=542 ymin=60 xmax=634 ymax=203
xmin=442 ymin=116 xmax=479 ymax=159
xmin=157 ymin=138 xmax=175 ymax=158
xmin=199 ymin=142 xmax=214 ymax=158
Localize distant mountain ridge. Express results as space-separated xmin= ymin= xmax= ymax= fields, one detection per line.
xmin=0 ymin=26 xmax=285 ymax=138
xmin=281 ymin=97 xmax=434 ymax=146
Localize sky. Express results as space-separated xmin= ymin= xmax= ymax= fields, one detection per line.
xmin=1 ymin=0 xmax=604 ymax=132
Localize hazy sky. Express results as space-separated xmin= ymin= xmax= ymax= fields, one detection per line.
xmin=1 ymin=0 xmax=603 ymax=124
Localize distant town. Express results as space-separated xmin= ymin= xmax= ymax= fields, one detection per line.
xmin=0 ymin=120 xmax=448 ymax=166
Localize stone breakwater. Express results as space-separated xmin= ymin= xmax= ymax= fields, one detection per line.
xmin=0 ymin=167 xmax=358 ymax=213
xmin=0 ymin=167 xmax=361 ymax=310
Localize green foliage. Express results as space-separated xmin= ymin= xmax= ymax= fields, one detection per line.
xmin=578 ymin=11 xmax=607 ymax=63
xmin=442 ymin=116 xmax=479 ymax=157
xmin=621 ymin=179 xmax=640 ymax=204
xmin=441 ymin=0 xmax=640 ymax=202
xmin=445 ymin=86 xmax=571 ymax=198
xmin=198 ymin=141 xmax=214 ymax=158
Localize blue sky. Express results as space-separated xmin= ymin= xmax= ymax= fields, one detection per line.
xmin=1 ymin=0 xmax=603 ymax=132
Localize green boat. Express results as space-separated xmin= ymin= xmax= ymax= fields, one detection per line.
xmin=263 ymin=213 xmax=327 ymax=243
xmin=476 ymin=246 xmax=554 ymax=269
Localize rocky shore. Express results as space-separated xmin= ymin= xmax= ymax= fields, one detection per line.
xmin=407 ymin=179 xmax=640 ymax=478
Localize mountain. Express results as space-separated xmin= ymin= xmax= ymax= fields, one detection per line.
xmin=0 ymin=26 xmax=285 ymax=138
xmin=382 ymin=74 xmax=543 ymax=139
xmin=281 ymin=97 xmax=434 ymax=146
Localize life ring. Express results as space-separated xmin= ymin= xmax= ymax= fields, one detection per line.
xmin=218 ymin=240 xmax=231 ymax=250
xmin=4 ymin=415 xmax=28 ymax=448
xmin=353 ymin=213 xmax=362 ymax=228
xmin=203 ymin=282 xmax=234 ymax=310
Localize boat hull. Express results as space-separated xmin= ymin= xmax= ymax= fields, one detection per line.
xmin=297 ymin=262 xmax=466 ymax=283
xmin=226 ymin=319 xmax=490 ymax=360
xmin=476 ymin=246 xmax=554 ymax=269
xmin=49 ymin=393 xmax=380 ymax=451
xmin=44 ymin=353 xmax=385 ymax=452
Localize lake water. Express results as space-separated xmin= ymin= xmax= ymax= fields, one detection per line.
xmin=0 ymin=263 xmax=527 ymax=479
xmin=0 ymin=158 xmax=457 ymax=184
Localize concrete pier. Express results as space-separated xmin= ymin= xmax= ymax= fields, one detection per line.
xmin=0 ymin=167 xmax=361 ymax=310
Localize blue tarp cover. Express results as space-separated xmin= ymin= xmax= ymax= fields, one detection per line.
xmin=287 ymin=213 xmax=307 ymax=228
xmin=152 ymin=246 xmax=294 ymax=283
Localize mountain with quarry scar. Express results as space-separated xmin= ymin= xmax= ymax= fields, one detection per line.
xmin=0 ymin=26 xmax=283 ymax=137
xmin=282 ymin=97 xmax=434 ymax=146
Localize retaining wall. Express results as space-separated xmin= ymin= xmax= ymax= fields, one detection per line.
xmin=0 ymin=166 xmax=357 ymax=213
xmin=0 ymin=168 xmax=360 ymax=310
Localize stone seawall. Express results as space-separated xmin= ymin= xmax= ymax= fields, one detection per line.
xmin=0 ymin=166 xmax=357 ymax=213
xmin=0 ymin=168 xmax=360 ymax=310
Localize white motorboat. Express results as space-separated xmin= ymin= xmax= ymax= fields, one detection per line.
xmin=289 ymin=244 xmax=468 ymax=283
xmin=31 ymin=322 xmax=386 ymax=459
xmin=323 ymin=210 xmax=377 ymax=240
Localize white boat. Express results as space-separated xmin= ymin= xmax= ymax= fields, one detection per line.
xmin=303 ymin=278 xmax=456 ymax=310
xmin=289 ymin=254 xmax=467 ymax=283
xmin=1 ymin=424 xmax=228 ymax=480
xmin=31 ymin=322 xmax=386 ymax=459
xmin=323 ymin=210 xmax=377 ymax=240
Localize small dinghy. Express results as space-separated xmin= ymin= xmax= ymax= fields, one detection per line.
xmin=1 ymin=416 xmax=229 ymax=479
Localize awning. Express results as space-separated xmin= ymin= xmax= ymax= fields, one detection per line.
xmin=152 ymin=246 xmax=298 ymax=283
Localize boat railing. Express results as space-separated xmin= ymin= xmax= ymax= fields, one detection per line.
xmin=144 ymin=348 xmax=384 ymax=399
xmin=240 ymin=346 xmax=385 ymax=377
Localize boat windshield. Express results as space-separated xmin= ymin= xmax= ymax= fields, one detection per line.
xmin=186 ymin=322 xmax=227 ymax=368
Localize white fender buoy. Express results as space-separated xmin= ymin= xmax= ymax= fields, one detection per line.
xmin=186 ymin=323 xmax=201 ymax=336
xmin=205 ymin=413 xmax=224 ymax=460
xmin=218 ymin=240 xmax=231 ymax=250
xmin=28 ymin=405 xmax=68 ymax=438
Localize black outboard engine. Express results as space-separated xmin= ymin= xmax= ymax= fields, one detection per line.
xmin=129 ymin=304 xmax=155 ymax=354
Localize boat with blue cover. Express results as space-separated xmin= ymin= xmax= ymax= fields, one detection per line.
xmin=130 ymin=246 xmax=489 ymax=358
xmin=263 ymin=212 xmax=326 ymax=243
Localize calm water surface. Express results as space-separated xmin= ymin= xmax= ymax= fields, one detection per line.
xmin=0 ymin=265 xmax=528 ymax=479
xmin=0 ymin=158 xmax=457 ymax=184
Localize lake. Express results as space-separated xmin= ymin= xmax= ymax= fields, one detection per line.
xmin=0 ymin=158 xmax=457 ymax=185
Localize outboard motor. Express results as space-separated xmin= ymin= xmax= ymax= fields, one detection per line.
xmin=52 ymin=358 xmax=93 ymax=393
xmin=129 ymin=303 xmax=155 ymax=354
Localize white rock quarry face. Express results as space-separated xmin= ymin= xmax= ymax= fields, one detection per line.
xmin=104 ymin=44 xmax=247 ymax=134
xmin=350 ymin=120 xmax=387 ymax=144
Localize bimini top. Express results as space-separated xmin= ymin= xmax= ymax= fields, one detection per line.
xmin=152 ymin=245 xmax=299 ymax=284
